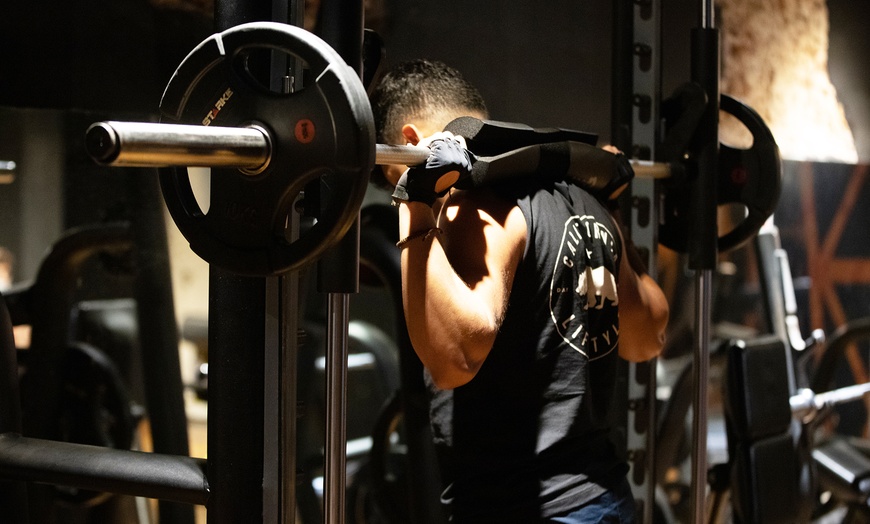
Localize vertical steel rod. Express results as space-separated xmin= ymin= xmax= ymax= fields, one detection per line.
xmin=279 ymin=276 xmax=299 ymax=524
xmin=701 ymin=0 xmax=715 ymax=29
xmin=324 ymin=294 xmax=350 ymax=524
xmin=318 ymin=2 xmax=364 ymax=523
xmin=691 ymin=271 xmax=713 ymax=524
xmin=689 ymin=1 xmax=720 ymax=519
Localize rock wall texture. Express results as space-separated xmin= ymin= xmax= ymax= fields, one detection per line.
xmin=718 ymin=0 xmax=857 ymax=162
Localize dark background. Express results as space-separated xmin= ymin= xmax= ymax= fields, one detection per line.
xmin=0 ymin=0 xmax=868 ymax=278
xmin=2 ymin=1 xmax=867 ymax=152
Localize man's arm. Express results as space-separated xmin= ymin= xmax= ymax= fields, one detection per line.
xmin=614 ymin=223 xmax=669 ymax=362
xmin=397 ymin=191 xmax=526 ymax=390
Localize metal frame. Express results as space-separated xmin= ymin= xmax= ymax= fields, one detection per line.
xmin=614 ymin=1 xmax=721 ymax=522
xmin=0 ymin=2 xmax=728 ymax=523
xmin=0 ymin=2 xmax=366 ymax=524
xmin=612 ymin=1 xmax=662 ymax=522
xmin=0 ymin=225 xmax=207 ymax=522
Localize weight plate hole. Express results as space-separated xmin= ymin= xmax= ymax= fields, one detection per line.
xmin=235 ymin=47 xmax=311 ymax=95
xmin=718 ymin=203 xmax=749 ymax=235
xmin=720 ymin=109 xmax=755 ymax=149
xmin=188 ymin=167 xmax=211 ymax=214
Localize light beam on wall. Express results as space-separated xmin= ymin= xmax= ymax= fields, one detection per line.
xmin=718 ymin=0 xmax=858 ymax=164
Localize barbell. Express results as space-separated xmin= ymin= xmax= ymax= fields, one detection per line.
xmin=86 ymin=120 xmax=674 ymax=180
xmin=85 ymin=21 xmax=781 ymax=276
xmin=87 ymin=121 xmax=431 ymax=173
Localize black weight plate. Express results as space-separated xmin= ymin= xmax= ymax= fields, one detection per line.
xmin=159 ymin=22 xmax=374 ymax=276
xmin=715 ymin=95 xmax=782 ymax=252
xmin=659 ymin=95 xmax=781 ymax=253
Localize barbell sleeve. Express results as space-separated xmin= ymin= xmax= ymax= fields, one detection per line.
xmin=87 ymin=121 xmax=433 ymax=171
xmin=85 ymin=121 xmax=674 ymax=179
xmin=86 ymin=121 xmax=273 ymax=171
xmin=791 ymin=382 xmax=870 ymax=423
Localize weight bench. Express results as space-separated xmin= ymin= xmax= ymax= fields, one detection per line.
xmin=722 ymin=335 xmax=813 ymax=523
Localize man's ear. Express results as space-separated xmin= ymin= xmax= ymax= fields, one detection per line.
xmin=401 ymin=124 xmax=423 ymax=146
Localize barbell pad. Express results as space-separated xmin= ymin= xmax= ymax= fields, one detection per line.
xmin=455 ymin=140 xmax=632 ymax=201
xmin=455 ymin=144 xmax=551 ymax=189
xmin=444 ymin=116 xmax=598 ymax=157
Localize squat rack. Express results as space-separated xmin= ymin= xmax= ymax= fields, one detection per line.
xmin=0 ymin=1 xmax=727 ymax=523
xmin=613 ymin=0 xmax=719 ymax=522
xmin=0 ymin=1 xmax=368 ymax=523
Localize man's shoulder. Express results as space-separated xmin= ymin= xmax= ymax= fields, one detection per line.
xmin=438 ymin=188 xmax=526 ymax=250
xmin=438 ymin=187 xmax=521 ymax=218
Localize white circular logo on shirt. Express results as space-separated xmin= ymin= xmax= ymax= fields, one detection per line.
xmin=549 ymin=215 xmax=620 ymax=360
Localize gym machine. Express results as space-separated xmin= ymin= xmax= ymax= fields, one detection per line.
xmin=611 ymin=0 xmax=763 ymax=520
xmin=81 ymin=22 xmax=779 ymax=524
xmin=0 ymin=1 xmax=787 ymax=523
xmin=0 ymin=180 xmax=194 ymax=521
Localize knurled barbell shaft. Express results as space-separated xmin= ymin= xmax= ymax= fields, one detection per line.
xmin=86 ymin=120 xmax=672 ymax=179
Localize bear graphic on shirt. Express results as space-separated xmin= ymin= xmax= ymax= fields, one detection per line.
xmin=549 ymin=214 xmax=620 ymax=359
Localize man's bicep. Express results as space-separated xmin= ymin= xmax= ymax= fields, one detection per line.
xmin=617 ymin=270 xmax=669 ymax=361
xmin=613 ymin=221 xmax=668 ymax=361
xmin=440 ymin=194 xmax=526 ymax=319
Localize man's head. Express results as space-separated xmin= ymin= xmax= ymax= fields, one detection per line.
xmin=369 ymin=59 xmax=488 ymax=186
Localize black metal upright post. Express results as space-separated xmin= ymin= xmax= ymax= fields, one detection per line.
xmin=316 ymin=2 xmax=365 ymax=523
xmin=207 ymin=2 xmax=272 ymax=523
xmin=611 ymin=0 xmax=634 ymax=155
xmin=613 ymin=1 xmax=661 ymax=521
xmin=688 ymin=1 xmax=720 ymax=521
xmin=207 ymin=270 xmax=268 ymax=522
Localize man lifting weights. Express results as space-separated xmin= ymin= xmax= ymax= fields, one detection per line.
xmin=370 ymin=59 xmax=669 ymax=523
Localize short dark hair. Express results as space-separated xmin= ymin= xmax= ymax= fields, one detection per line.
xmin=370 ymin=59 xmax=488 ymax=145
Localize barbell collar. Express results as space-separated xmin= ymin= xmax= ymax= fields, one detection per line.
xmin=86 ymin=120 xmax=673 ymax=179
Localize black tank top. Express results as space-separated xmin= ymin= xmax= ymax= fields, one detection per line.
xmin=427 ymin=180 xmax=628 ymax=522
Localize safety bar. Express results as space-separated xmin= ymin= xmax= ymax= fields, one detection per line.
xmin=0 ymin=433 xmax=209 ymax=505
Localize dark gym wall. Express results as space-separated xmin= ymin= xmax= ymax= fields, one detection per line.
xmin=374 ymin=0 xmax=617 ymax=139
xmin=0 ymin=0 xmax=213 ymax=114
xmin=0 ymin=0 xmax=866 ymax=151
xmin=0 ymin=0 xmax=213 ymax=280
xmin=372 ymin=0 xmax=699 ymax=144
xmin=1 ymin=0 xmax=867 ymax=145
